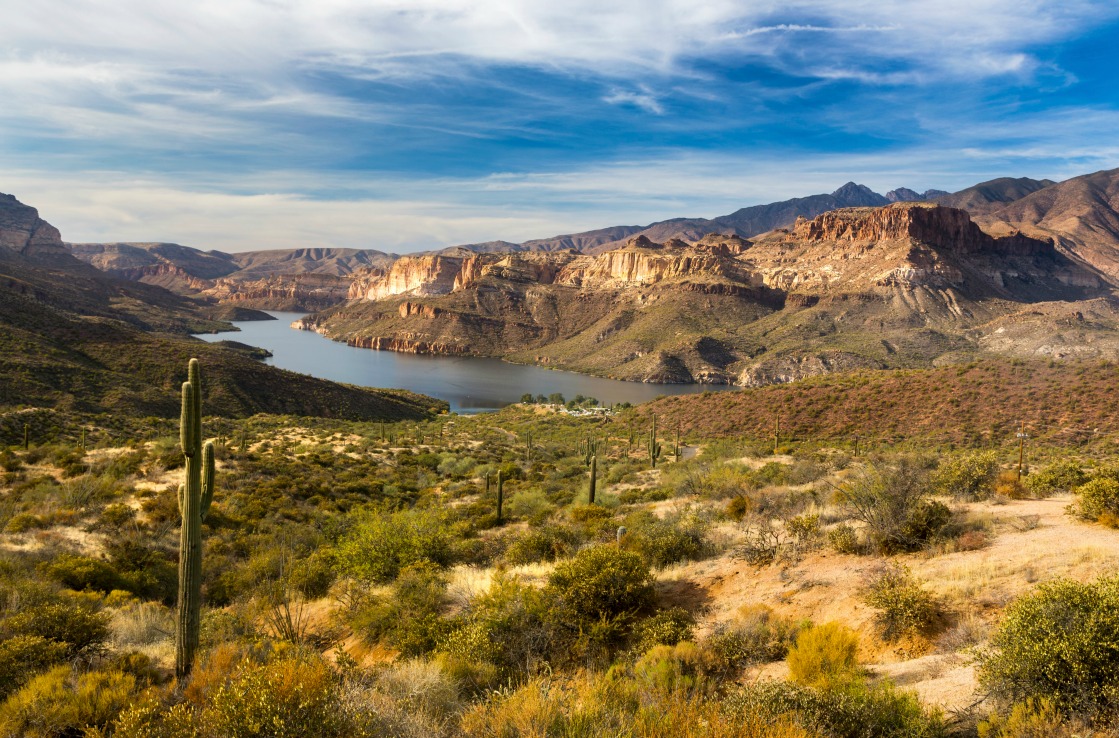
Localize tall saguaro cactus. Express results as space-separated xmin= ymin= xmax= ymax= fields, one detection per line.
xmin=588 ymin=454 xmax=597 ymax=504
xmin=176 ymin=358 xmax=215 ymax=680
xmin=496 ymin=470 xmax=505 ymax=524
xmin=648 ymin=414 xmax=661 ymax=469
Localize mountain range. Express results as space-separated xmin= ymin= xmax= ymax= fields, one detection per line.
xmin=14 ymin=165 xmax=1119 ymax=388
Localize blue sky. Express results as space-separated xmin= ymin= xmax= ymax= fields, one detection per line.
xmin=2 ymin=0 xmax=1118 ymax=252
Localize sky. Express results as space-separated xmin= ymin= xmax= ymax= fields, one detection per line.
xmin=2 ymin=1 xmax=1119 ymax=253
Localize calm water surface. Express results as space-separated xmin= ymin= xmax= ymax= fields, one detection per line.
xmin=196 ymin=312 xmax=736 ymax=413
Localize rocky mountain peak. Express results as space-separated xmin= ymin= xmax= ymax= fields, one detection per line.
xmin=0 ymin=192 xmax=71 ymax=264
xmin=830 ymin=182 xmax=889 ymax=207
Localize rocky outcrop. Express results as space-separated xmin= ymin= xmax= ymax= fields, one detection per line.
xmin=346 ymin=335 xmax=469 ymax=354
xmin=738 ymin=353 xmax=885 ymax=386
xmin=792 ymin=202 xmax=993 ymax=251
xmin=0 ymin=193 xmax=71 ymax=264
xmin=206 ymin=274 xmax=352 ymax=312
xmin=349 ymin=255 xmax=463 ymax=301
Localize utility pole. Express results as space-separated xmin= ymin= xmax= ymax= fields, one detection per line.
xmin=1016 ymin=424 xmax=1030 ymax=481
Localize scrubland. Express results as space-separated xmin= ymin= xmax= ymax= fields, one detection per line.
xmin=2 ymin=402 xmax=1119 ymax=737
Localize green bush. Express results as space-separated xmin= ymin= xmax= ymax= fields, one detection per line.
xmin=335 ymin=506 xmax=453 ymax=583
xmin=543 ymin=546 xmax=654 ymax=659
xmin=41 ymin=553 xmax=127 ymax=594
xmin=931 ymin=451 xmax=998 ymax=500
xmin=0 ymin=635 xmax=67 ymax=700
xmin=621 ymin=510 xmax=708 ymax=568
xmin=439 ymin=572 xmax=548 ymax=676
xmin=352 ymin=562 xmax=451 ymax=656
xmin=205 ymin=655 xmax=348 ymax=737
xmin=827 ymin=524 xmax=863 ymax=554
xmin=3 ymin=601 xmax=111 ymax=658
xmin=705 ymin=605 xmax=803 ymax=673
xmin=729 ymin=679 xmax=948 ymax=738
xmin=1024 ymin=460 xmax=1088 ymax=498
xmin=632 ymin=607 xmax=696 ymax=651
xmin=1072 ymin=478 xmax=1119 ymax=526
xmin=0 ymin=665 xmax=137 ymax=738
xmin=787 ymin=622 xmax=860 ymax=688
xmin=979 ymin=576 xmax=1119 ymax=716
xmin=503 ymin=524 xmax=580 ymax=565
xmin=863 ymin=564 xmax=938 ymax=641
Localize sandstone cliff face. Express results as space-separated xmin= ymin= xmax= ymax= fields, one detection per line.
xmin=205 ymin=274 xmax=352 ymax=312
xmin=557 ymin=241 xmax=737 ymax=288
xmin=349 ymin=255 xmax=464 ymax=301
xmin=0 ymin=193 xmax=70 ymax=264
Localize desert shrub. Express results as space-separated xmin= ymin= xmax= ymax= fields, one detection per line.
xmin=335 ymin=506 xmax=454 ymax=583
xmin=41 ymin=553 xmax=128 ymax=594
xmin=503 ymin=524 xmax=580 ymax=565
xmin=204 ymin=655 xmax=350 ymax=738
xmin=1024 ymin=460 xmax=1088 ymax=498
xmin=105 ymin=538 xmax=178 ymax=603
xmin=4 ymin=512 xmax=49 ymax=533
xmin=0 ymin=665 xmax=138 ymax=738
xmin=621 ymin=510 xmax=708 ymax=568
xmin=544 ymin=546 xmax=654 ymax=657
xmin=632 ymin=607 xmax=695 ymax=651
xmin=3 ymin=601 xmax=111 ymax=658
xmin=931 ymin=451 xmax=998 ymax=500
xmin=993 ymin=470 xmax=1029 ymax=499
xmin=352 ymin=562 xmax=451 ymax=656
xmin=827 ymin=524 xmax=863 ymax=554
xmin=633 ymin=641 xmax=709 ymax=696
xmin=0 ymin=635 xmax=68 ymax=701
xmin=725 ymin=494 xmax=752 ymax=521
xmin=461 ymin=671 xmax=814 ymax=738
xmin=787 ymin=622 xmax=861 ymax=689
xmin=836 ymin=461 xmax=948 ymax=553
xmin=977 ymin=697 xmax=1095 ymax=738
xmin=863 ymin=564 xmax=938 ymax=641
xmin=705 ymin=605 xmax=803 ymax=673
xmin=98 ymin=502 xmax=138 ymax=531
xmin=729 ymin=679 xmax=948 ymax=738
xmin=1072 ymin=478 xmax=1119 ymax=526
xmin=506 ymin=487 xmax=554 ymax=522
xmin=290 ymin=551 xmax=336 ymax=599
xmin=439 ymin=572 xmax=548 ymax=677
xmin=979 ymin=576 xmax=1119 ymax=717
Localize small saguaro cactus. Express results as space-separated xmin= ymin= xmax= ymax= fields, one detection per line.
xmin=774 ymin=412 xmax=780 ymax=455
xmin=589 ymin=454 xmax=597 ymax=504
xmin=648 ymin=414 xmax=662 ymax=469
xmin=496 ymin=470 xmax=505 ymax=524
xmin=175 ymin=358 xmax=215 ymax=680
xmin=23 ymin=423 xmax=29 ymax=450
xmin=525 ymin=432 xmax=533 ymax=464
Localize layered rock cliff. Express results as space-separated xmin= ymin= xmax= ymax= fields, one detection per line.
xmin=310 ymin=202 xmax=1116 ymax=386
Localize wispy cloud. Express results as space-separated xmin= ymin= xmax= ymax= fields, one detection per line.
xmin=0 ymin=1 xmax=1117 ymax=251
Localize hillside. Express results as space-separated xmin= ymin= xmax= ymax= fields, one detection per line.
xmin=306 ymin=202 xmax=1118 ymax=385
xmin=975 ymin=168 xmax=1119 ymax=280
xmin=0 ymin=193 xmax=443 ymax=421
xmin=641 ymin=358 xmax=1119 ymax=446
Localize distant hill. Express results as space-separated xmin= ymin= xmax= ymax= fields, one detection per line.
xmin=0 ymin=193 xmax=443 ymax=420
xmin=934 ymin=176 xmax=1056 ymax=215
xmin=974 ymin=168 xmax=1119 ymax=280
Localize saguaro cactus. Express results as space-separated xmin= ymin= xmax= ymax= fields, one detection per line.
xmin=176 ymin=358 xmax=215 ymax=679
xmin=589 ymin=455 xmax=597 ymax=504
xmin=23 ymin=423 xmax=28 ymax=450
xmin=648 ymin=414 xmax=661 ymax=469
xmin=496 ymin=470 xmax=505 ymax=524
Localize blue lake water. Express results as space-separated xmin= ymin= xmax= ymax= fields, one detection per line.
xmin=195 ymin=312 xmax=736 ymax=414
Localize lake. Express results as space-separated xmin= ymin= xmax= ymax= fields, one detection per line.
xmin=195 ymin=312 xmax=736 ymax=413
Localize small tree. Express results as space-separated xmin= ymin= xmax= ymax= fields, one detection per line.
xmin=834 ymin=460 xmax=949 ymax=553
